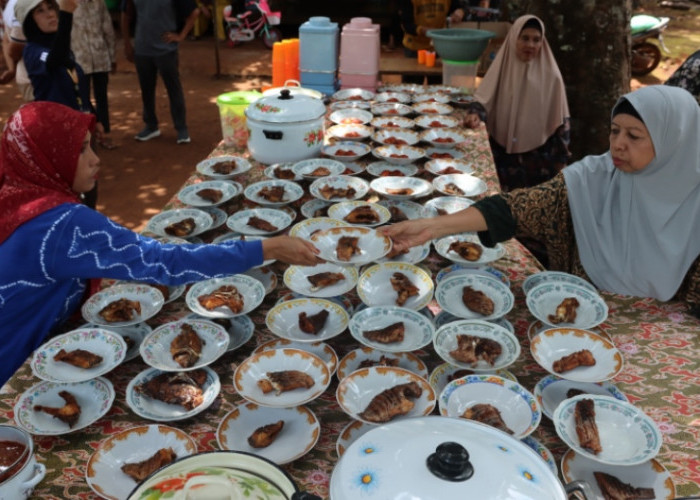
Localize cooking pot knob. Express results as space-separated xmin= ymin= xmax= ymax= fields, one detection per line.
xmin=426 ymin=442 xmax=474 ymax=482
xmin=279 ymin=89 xmax=293 ymax=100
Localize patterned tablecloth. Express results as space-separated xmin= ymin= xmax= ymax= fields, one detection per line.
xmin=1 ymin=106 xmax=699 ymax=499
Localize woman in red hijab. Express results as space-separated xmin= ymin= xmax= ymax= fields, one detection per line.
xmin=0 ymin=101 xmax=320 ymax=386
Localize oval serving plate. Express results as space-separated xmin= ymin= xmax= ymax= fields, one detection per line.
xmin=146 ymin=208 xmax=214 ymax=238
xmin=177 ymin=180 xmax=241 ymax=207
xmin=526 ymin=282 xmax=609 ymax=330
xmin=283 ymin=262 xmax=358 ymax=298
xmin=310 ymin=226 xmax=392 ymax=266
xmin=435 ymin=273 xmax=514 ymax=321
xmin=434 ymin=233 xmax=505 ymax=267
xmin=185 ymin=275 xmax=265 ymax=319
xmin=225 ymin=207 xmax=293 ymax=236
xmin=337 ymin=347 xmax=428 ymax=382
xmin=534 ymin=374 xmax=629 ymax=420
xmin=309 ymin=174 xmax=370 ymax=202
xmin=243 ymin=179 xmax=304 ymax=207
xmin=253 ymin=338 xmax=338 ymax=377
xmin=81 ymin=283 xmax=165 ymax=327
xmin=349 ymin=305 xmax=435 ymax=353
xmin=356 ymin=262 xmax=434 ymax=311
xmin=328 ymin=201 xmax=391 ymax=227
xmin=370 ymin=176 xmax=433 ymax=200
xmin=195 ymin=155 xmax=251 ymax=179
xmin=432 ymin=173 xmax=487 ymax=198
xmin=265 ymin=298 xmax=349 ymax=343
xmin=428 ymin=362 xmax=518 ymax=396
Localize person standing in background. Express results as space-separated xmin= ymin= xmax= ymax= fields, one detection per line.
xmin=1 ymin=0 xmax=33 ymax=99
xmin=399 ymin=0 xmax=464 ymax=57
xmin=72 ymin=0 xmax=117 ymax=149
xmin=121 ymin=0 xmax=199 ymax=145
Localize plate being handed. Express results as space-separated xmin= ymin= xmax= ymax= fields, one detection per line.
xmin=310 ymin=226 xmax=392 ymax=266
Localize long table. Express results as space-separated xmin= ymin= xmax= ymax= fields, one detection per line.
xmin=1 ymin=109 xmax=699 ymax=499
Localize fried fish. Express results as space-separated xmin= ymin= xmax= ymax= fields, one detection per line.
xmin=121 ymin=448 xmax=177 ymax=482
xmin=388 ymin=205 xmax=408 ymax=222
xmin=196 ymin=188 xmax=223 ymax=203
xmin=99 ymin=298 xmax=141 ymax=323
xmin=448 ymin=241 xmax=483 ymax=261
xmin=248 ymin=420 xmax=285 ymax=448
xmin=449 ymin=334 xmax=502 ymax=366
xmin=344 ymin=205 xmax=379 ymax=224
xmin=390 ymin=272 xmax=419 ymax=307
xmin=247 ymin=216 xmax=278 ymax=232
xmin=310 ymin=166 xmax=331 ymax=176
xmin=461 ymin=403 xmax=513 ymax=434
xmin=211 ymin=160 xmax=237 ymax=174
xmin=575 ymin=398 xmax=602 ymax=454
xmin=197 ymin=285 xmax=244 ymax=313
xmin=385 ymin=187 xmax=414 ymax=196
xmin=53 ymin=348 xmax=103 ymax=369
xmin=307 ymin=272 xmax=345 ymax=291
xmin=553 ymin=349 xmax=596 ymax=373
xmin=257 ymin=370 xmax=315 ymax=395
xmin=336 ymin=236 xmax=360 ymax=262
xmin=363 ymin=322 xmax=405 ymax=344
xmin=462 ymin=286 xmax=494 ymax=316
xmin=548 ymin=297 xmax=580 ymax=324
xmin=593 ymin=471 xmax=655 ymax=500
xmin=358 ymin=382 xmax=423 ymax=423
xmin=170 ymin=323 xmax=203 ymax=368
xmin=358 ymin=355 xmax=400 ymax=369
xmin=298 ymin=309 xmax=329 ymax=334
xmin=164 ymin=217 xmax=196 ymax=237
xmin=319 ymin=185 xmax=357 ymax=200
xmin=258 ymin=185 xmax=286 ymax=203
xmin=444 ymin=182 xmax=465 ymax=196
xmin=136 ymin=370 xmax=208 ymax=410
xmin=34 ymin=390 xmax=81 ymax=427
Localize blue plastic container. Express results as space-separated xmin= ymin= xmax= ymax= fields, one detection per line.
xmin=301 ymin=70 xmax=336 ymax=87
xmin=299 ymin=16 xmax=339 ymax=73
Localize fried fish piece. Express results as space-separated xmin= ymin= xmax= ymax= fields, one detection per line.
xmin=170 ymin=323 xmax=203 ymax=368
xmin=448 ymin=241 xmax=483 ymax=261
xmin=575 ymin=398 xmax=602 ymax=454
xmin=298 ymin=309 xmax=330 ymax=334
xmin=548 ymin=297 xmax=580 ymax=324
xmin=553 ymin=349 xmax=596 ymax=373
xmin=566 ymin=388 xmax=586 ymax=399
xmin=446 ymin=368 xmax=475 ymax=382
xmin=310 ymin=166 xmax=331 ymax=176
xmin=136 ymin=370 xmax=208 ymax=410
xmin=53 ymin=348 xmax=103 ymax=369
xmin=247 ymin=420 xmax=285 ymax=448
xmin=358 ymin=382 xmax=423 ymax=423
xmin=385 ymin=187 xmax=414 ymax=196
xmin=390 ymin=272 xmax=420 ymax=306
xmin=462 ymin=286 xmax=494 ymax=316
xmin=444 ymin=182 xmax=465 ymax=196
xmin=211 ymin=160 xmax=237 ymax=174
xmin=164 ymin=217 xmax=196 ymax=237
xmin=593 ymin=471 xmax=655 ymax=500
xmin=258 ymin=185 xmax=286 ymax=203
xmin=307 ymin=272 xmax=345 ymax=291
xmin=196 ymin=188 xmax=223 ymax=203
xmin=336 ymin=236 xmax=360 ymax=262
xmin=344 ymin=205 xmax=379 ymax=224
xmin=247 ymin=216 xmax=278 ymax=232
xmin=275 ymin=167 xmax=295 ymax=180
xmin=437 ymin=166 xmax=463 ymax=175
xmin=461 ymin=403 xmax=513 ymax=434
xmin=319 ymin=185 xmax=357 ymax=200
xmin=121 ymin=448 xmax=177 ymax=482
xmin=197 ymin=285 xmax=244 ymax=313
xmin=363 ymin=322 xmax=405 ymax=344
xmin=33 ymin=390 xmax=81 ymax=427
xmin=358 ymin=355 xmax=400 ymax=369
xmin=449 ymin=334 xmax=502 ymax=366
xmin=388 ymin=206 xmax=408 ymax=222
xmin=99 ymin=298 xmax=142 ymax=323
xmin=257 ymin=370 xmax=315 ymax=395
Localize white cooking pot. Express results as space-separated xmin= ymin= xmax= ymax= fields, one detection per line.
xmin=246 ymin=89 xmax=327 ymax=165
xmin=0 ymin=425 xmax=46 ymax=500
xmin=262 ymin=80 xmax=324 ymax=100
xmin=331 ymin=416 xmax=594 ymax=500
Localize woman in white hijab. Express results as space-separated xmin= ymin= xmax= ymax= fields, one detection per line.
xmin=466 ymin=14 xmax=571 ymax=192
xmin=381 ymin=85 xmax=700 ymax=310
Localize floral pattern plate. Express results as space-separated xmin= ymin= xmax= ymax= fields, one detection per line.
xmin=328 ymin=201 xmax=391 ymax=227
xmin=526 ymin=282 xmax=609 ymax=330
xmin=177 ymin=180 xmax=241 ymax=207
xmin=534 ymin=374 xmax=629 ymax=420
xmin=184 ymin=313 xmax=256 ymax=353
xmin=428 ymin=362 xmax=518 ymax=396
xmin=289 ymin=217 xmax=348 ymax=240
xmin=82 ymin=322 xmax=152 ymax=363
xmin=349 ymin=305 xmax=435 ymax=353
xmin=435 ymin=273 xmax=514 ymax=320
xmin=309 ymin=175 xmax=370 ymax=202
xmin=146 ymin=208 xmax=214 ymax=238
xmin=265 ymin=298 xmax=350 ymax=343
xmin=310 ymin=226 xmax=392 ymax=266
xmin=336 ymin=420 xmax=374 ymax=458
xmin=243 ymin=179 xmax=304 ymax=207
xmin=365 ymin=162 xmax=419 ymax=178
xmin=216 ymin=403 xmax=320 ymax=464
xmin=81 ymin=283 xmax=165 ymax=327
xmin=185 ymin=275 xmax=265 ymax=318
xmin=291 ymin=158 xmax=345 ymax=180
xmin=370 ymin=176 xmax=433 ymax=200
xmin=522 ymin=271 xmax=597 ymax=296
xmin=253 ymin=339 xmax=338 ymax=376
xmin=322 ymin=141 xmax=372 ymax=161
xmin=371 ymin=145 xmax=425 ymax=165
xmin=434 ymin=233 xmax=505 ymax=267
xmin=283 ymin=262 xmax=358 ymax=298
xmin=337 ymin=347 xmax=428 ymax=382
xmin=225 ymin=207 xmax=293 ymax=235
xmin=356 ymin=262 xmax=434 ymax=310
xmin=242 ymin=266 xmax=278 ymax=295
xmin=196 ymin=155 xmax=251 ymax=179
xmin=14 ymin=377 xmax=115 ymax=435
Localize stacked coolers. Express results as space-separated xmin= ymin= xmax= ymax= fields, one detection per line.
xmin=338 ymin=17 xmax=380 ymax=91
xmin=299 ymin=17 xmax=339 ymax=95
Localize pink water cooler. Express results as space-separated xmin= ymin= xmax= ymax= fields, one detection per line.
xmin=338 ymin=17 xmax=380 ymax=91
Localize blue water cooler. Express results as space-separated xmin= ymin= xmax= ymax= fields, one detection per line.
xmin=299 ymin=16 xmax=339 ymax=95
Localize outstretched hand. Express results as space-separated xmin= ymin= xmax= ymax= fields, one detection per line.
xmin=262 ymin=236 xmax=324 ymax=266
xmin=378 ymin=219 xmax=436 ymax=253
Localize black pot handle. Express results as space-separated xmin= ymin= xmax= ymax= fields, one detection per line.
xmin=263 ymin=130 xmax=283 ymax=140
xmin=291 ymin=493 xmax=322 ymax=500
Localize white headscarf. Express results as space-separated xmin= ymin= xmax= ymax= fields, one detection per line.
xmin=563 ymin=85 xmax=700 ymax=300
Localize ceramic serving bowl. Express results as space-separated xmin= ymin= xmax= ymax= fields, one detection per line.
xmin=0 ymin=425 xmax=45 ymax=500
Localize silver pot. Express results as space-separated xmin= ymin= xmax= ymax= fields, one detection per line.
xmin=330 ymin=416 xmax=593 ymax=500
xmin=246 ymin=89 xmax=326 ymax=165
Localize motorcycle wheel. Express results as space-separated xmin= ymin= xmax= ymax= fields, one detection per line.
xmin=262 ymin=27 xmax=282 ymax=49
xmin=631 ymin=42 xmax=661 ymax=76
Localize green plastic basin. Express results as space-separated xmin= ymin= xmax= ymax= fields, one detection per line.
xmin=426 ymin=28 xmax=495 ymax=62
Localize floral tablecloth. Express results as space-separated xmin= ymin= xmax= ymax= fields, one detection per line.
xmin=1 ymin=114 xmax=699 ymax=499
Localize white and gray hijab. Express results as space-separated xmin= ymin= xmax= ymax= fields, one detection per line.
xmin=563 ymin=85 xmax=700 ymax=300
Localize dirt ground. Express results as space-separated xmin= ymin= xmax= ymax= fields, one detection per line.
xmin=0 ymin=29 xmax=681 ymax=232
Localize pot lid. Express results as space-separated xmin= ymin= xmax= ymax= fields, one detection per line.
xmin=330 ymin=416 xmax=566 ymax=500
xmin=249 ymin=89 xmax=326 ymax=123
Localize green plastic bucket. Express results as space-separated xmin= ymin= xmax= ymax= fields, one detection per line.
xmin=216 ymin=90 xmax=262 ymax=147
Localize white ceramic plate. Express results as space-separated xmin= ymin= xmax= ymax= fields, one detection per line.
xmin=370 ymin=176 xmax=433 ymax=199
xmin=372 ymin=145 xmax=425 ymax=165
xmin=432 ymin=173 xmax=487 ymax=198
xmin=275 ymin=292 xmax=354 ymax=316
xmin=177 ymin=180 xmax=241 ymax=207
xmin=424 ymin=147 xmax=465 ymax=160
xmin=365 ymin=161 xmax=419 ymax=178
xmin=434 ymin=233 xmax=505 ymax=266
xmin=300 ymin=199 xmax=332 ymax=219
xmin=420 ymin=128 xmax=470 ymax=149
xmin=337 ymin=347 xmax=428 ymax=382
xmin=289 ymin=217 xmax=348 ymax=240
xmin=435 ymin=273 xmax=514 ymax=320
xmin=291 ymin=158 xmax=345 ymax=180
xmin=243 ymin=180 xmax=304 ymax=207
xmin=217 ymin=403 xmax=320 ymax=464
xmin=553 ymin=394 xmax=663 ymax=466
xmin=522 ymin=271 xmax=598 ymax=296
xmin=412 ymin=92 xmax=451 ymax=104
xmin=377 ymin=199 xmax=425 ymax=222
xmin=283 ymin=262 xmax=358 ymax=298
xmin=264 ymin=163 xmax=303 ymax=182
xmin=310 ymin=226 xmax=392 ymax=266
xmin=322 ymin=141 xmax=372 ymax=161
xmin=432 ymin=319 xmax=521 ymax=371
xmin=233 ymin=348 xmax=331 ymax=407
xmin=433 ymin=310 xmax=513 ymax=334
xmin=185 ymin=275 xmax=265 ymax=318
xmin=242 ymin=266 xmax=277 ymax=295
xmin=526 ymin=282 xmax=609 ymax=330
xmin=349 ymin=305 xmax=435 ymax=353
xmin=450 ymin=93 xmax=476 ymax=106
xmin=434 ymin=264 xmax=510 ymax=287
xmin=371 ymin=128 xmax=421 ymax=147
xmin=374 ymin=91 xmax=412 ymax=104
xmin=184 ymin=313 xmax=256 ymax=353
xmin=370 ymin=102 xmax=413 ymax=116
xmin=225 ymin=208 xmax=293 ymax=235
xmin=86 ymin=424 xmax=198 ymax=500
xmin=424 ymin=158 xmax=474 ymax=176
xmin=414 ymin=113 xmax=460 ymax=129
xmin=14 ymin=377 xmax=115 ymax=435
xmin=560 ymin=449 xmax=675 ymax=500
xmin=356 ymin=262 xmax=434 ymax=310
xmin=422 ymin=196 xmax=474 ymax=217
xmin=428 ymin=362 xmax=518 ymax=396
xmin=253 ymin=339 xmax=338 ymax=376
xmin=309 ymin=174 xmax=370 ymax=202
xmin=530 ymin=328 xmax=624 ymax=382
xmin=336 ymin=420 xmax=374 ymax=458
xmin=82 ymin=322 xmax=151 ymax=363
xmin=31 ymin=328 xmax=127 ymax=383
xmin=438 ymin=374 xmax=541 ymax=439
xmin=329 ymin=100 xmax=371 ymax=110
xmin=376 ymin=240 xmax=431 ymax=264
xmin=196 ymin=155 xmax=251 ymax=179
xmin=126 ymin=366 xmax=220 ymax=422
xmin=329 ymin=108 xmax=373 ymax=125
xmin=327 ymin=123 xmax=373 ymax=142
xmin=336 ymin=366 xmax=435 ymax=425
xmin=328 ymin=201 xmax=391 ymax=227
xmin=412 ymin=101 xmax=453 ymax=115
xmin=339 ymin=161 xmax=366 ymax=176
xmin=265 ymin=298 xmax=349 ymax=343
xmin=146 ymin=208 xmax=213 ymax=238
xmin=534 ymin=374 xmax=629 ymax=421
xmin=139 ymin=319 xmax=229 ymax=372
xmin=521 ymin=436 xmax=558 ymax=476
xmin=370 ymin=116 xmax=415 ymax=129
xmin=332 ymin=88 xmax=375 ymax=101
xmin=82 ymin=283 xmax=165 ymax=327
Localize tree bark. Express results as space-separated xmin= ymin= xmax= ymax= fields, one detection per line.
xmin=499 ymin=0 xmax=632 ymax=161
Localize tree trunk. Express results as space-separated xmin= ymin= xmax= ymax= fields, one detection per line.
xmin=499 ymin=1 xmax=632 ymax=161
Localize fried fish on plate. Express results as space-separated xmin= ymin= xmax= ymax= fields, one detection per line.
xmin=197 ymin=285 xmax=244 ymax=313
xmin=449 ymin=334 xmax=502 ymax=366
xmin=307 ymin=272 xmax=345 ymax=291
xmin=575 ymin=398 xmax=602 ymax=454
xmin=548 ymin=297 xmax=580 ymax=324
xmin=257 ymin=370 xmax=315 ymax=395
xmin=298 ymin=310 xmax=330 ymax=335
xmin=390 ymin=272 xmax=420 ymax=307
xmin=461 ymin=403 xmax=513 ymax=434
xmin=462 ymin=286 xmax=494 ymax=316
xmin=336 ymin=236 xmax=361 ymax=262
xmin=196 ymin=188 xmax=223 ymax=203
xmin=136 ymin=370 xmax=208 ymax=411
xmin=99 ymin=298 xmax=141 ymax=323
xmin=448 ymin=240 xmax=483 ymax=261
xmin=164 ymin=217 xmax=196 ymax=237
xmin=33 ymin=390 xmax=81 ymax=427
xmin=247 ymin=420 xmax=285 ymax=448
xmin=258 ymin=185 xmax=286 ymax=203
xmin=553 ymin=349 xmax=596 ymax=374
xmin=358 ymin=381 xmax=422 ymax=423
xmin=170 ymin=323 xmax=203 ymax=368
xmin=593 ymin=471 xmax=655 ymax=500
xmin=363 ymin=322 xmax=405 ymax=344
xmin=121 ymin=448 xmax=177 ymax=482
xmin=247 ymin=216 xmax=278 ymax=232
xmin=344 ymin=205 xmax=379 ymax=224
xmin=53 ymin=348 xmax=103 ymax=369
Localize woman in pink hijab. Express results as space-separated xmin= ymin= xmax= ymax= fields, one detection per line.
xmin=466 ymin=15 xmax=571 ymax=192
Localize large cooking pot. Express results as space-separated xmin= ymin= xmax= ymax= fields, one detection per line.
xmin=0 ymin=424 xmax=46 ymax=499
xmin=127 ymin=450 xmax=320 ymax=500
xmin=246 ymin=89 xmax=326 ymax=165
xmin=331 ymin=416 xmax=594 ymax=500
xmin=262 ymin=80 xmax=325 ymax=100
